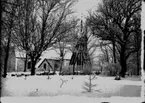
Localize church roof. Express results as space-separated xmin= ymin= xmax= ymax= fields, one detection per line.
xmin=15 ymin=48 xmax=72 ymax=60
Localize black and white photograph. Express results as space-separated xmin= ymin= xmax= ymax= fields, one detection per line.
xmin=1 ymin=0 xmax=145 ymax=103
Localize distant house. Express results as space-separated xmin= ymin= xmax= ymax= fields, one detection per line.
xmin=15 ymin=50 xmax=30 ymax=72
xmin=34 ymin=58 xmax=70 ymax=72
xmin=15 ymin=48 xmax=72 ymax=73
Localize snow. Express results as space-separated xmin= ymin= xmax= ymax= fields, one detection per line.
xmin=41 ymin=49 xmax=72 ymax=59
xmin=1 ymin=75 xmax=143 ymax=103
xmin=15 ymin=48 xmax=72 ymax=59
xmin=15 ymin=51 xmax=26 ymax=58
xmin=1 ymin=96 xmax=143 ymax=103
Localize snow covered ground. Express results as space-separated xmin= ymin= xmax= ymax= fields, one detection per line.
xmin=1 ymin=75 xmax=143 ymax=103
xmin=1 ymin=96 xmax=143 ymax=103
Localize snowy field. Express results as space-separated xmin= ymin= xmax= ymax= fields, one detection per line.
xmin=1 ymin=74 xmax=143 ymax=103
xmin=1 ymin=96 xmax=143 ymax=103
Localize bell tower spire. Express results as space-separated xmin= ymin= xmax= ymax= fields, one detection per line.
xmin=80 ymin=16 xmax=83 ymax=33
xmin=80 ymin=14 xmax=84 ymax=37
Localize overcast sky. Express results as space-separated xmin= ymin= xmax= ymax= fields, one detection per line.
xmin=73 ymin=0 xmax=102 ymax=20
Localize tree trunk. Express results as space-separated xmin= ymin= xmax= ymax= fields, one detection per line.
xmin=73 ymin=64 xmax=75 ymax=75
xmin=119 ymin=45 xmax=127 ymax=78
xmin=120 ymin=59 xmax=127 ymax=78
xmin=60 ymin=61 xmax=62 ymax=73
xmin=105 ymin=49 xmax=109 ymax=62
xmin=59 ymin=55 xmax=64 ymax=73
xmin=136 ymin=51 xmax=140 ymax=75
xmin=112 ymin=41 xmax=116 ymax=63
xmin=30 ymin=58 xmax=36 ymax=75
xmin=24 ymin=54 xmax=28 ymax=72
xmin=3 ymin=52 xmax=9 ymax=77
xmin=3 ymin=36 xmax=11 ymax=78
xmin=143 ymin=30 xmax=145 ymax=71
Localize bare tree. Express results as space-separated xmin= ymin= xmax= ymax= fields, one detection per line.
xmin=13 ymin=0 xmax=77 ymax=75
xmin=87 ymin=0 xmax=141 ymax=77
xmin=1 ymin=0 xmax=18 ymax=77
xmin=52 ymin=18 xmax=79 ymax=73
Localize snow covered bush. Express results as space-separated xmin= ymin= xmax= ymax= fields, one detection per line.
xmin=83 ymin=66 xmax=92 ymax=75
xmin=59 ymin=66 xmax=70 ymax=75
xmin=103 ymin=63 xmax=121 ymax=76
